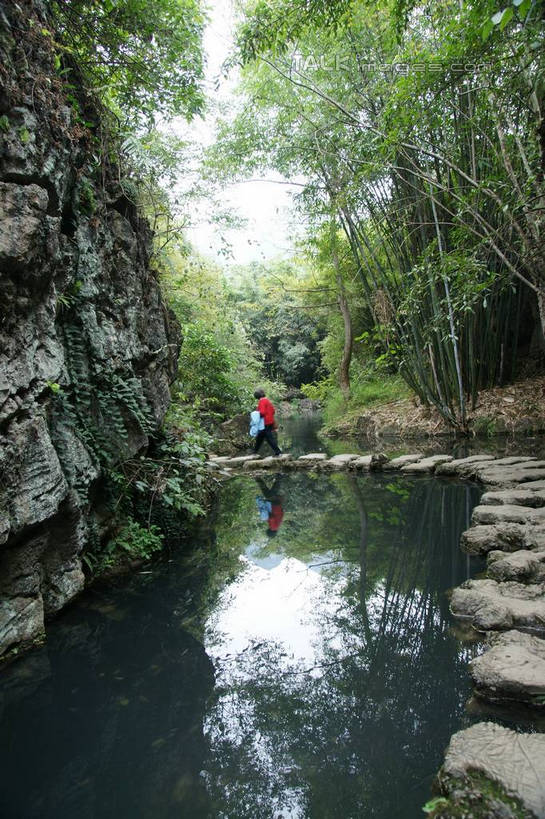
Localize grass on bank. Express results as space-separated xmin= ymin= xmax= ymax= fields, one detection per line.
xmin=303 ymin=373 xmax=412 ymax=427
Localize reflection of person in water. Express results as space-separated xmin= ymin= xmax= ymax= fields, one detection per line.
xmin=256 ymin=476 xmax=284 ymax=538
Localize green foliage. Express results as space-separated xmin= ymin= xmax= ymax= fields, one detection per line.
xmin=0 ymin=115 xmax=10 ymax=132
xmin=78 ymin=178 xmax=96 ymax=215
xmin=211 ymin=0 xmax=545 ymax=431
xmin=52 ymin=0 xmax=206 ymax=124
xmin=53 ymin=320 xmax=155 ymax=488
xmin=83 ymin=517 xmax=163 ymax=575
xmin=229 ymin=259 xmax=325 ymax=388
xmin=305 ymin=371 xmax=410 ymax=426
xmin=110 ymin=518 xmax=163 ymax=560
xmin=161 ymin=245 xmax=265 ymax=425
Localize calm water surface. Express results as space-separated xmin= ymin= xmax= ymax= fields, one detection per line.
xmin=0 ymin=426 xmax=487 ymax=818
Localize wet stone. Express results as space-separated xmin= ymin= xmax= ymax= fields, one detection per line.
xmin=470 ymin=630 xmax=545 ymax=708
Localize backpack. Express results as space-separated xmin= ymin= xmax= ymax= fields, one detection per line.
xmin=249 ymin=409 xmax=265 ymax=437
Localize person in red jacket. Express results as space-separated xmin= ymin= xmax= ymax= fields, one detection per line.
xmin=253 ymin=388 xmax=282 ymax=456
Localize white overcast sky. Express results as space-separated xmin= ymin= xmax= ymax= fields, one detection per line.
xmin=175 ymin=0 xmax=303 ymax=266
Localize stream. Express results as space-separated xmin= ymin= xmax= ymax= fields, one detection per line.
xmin=0 ymin=417 xmax=489 ymax=818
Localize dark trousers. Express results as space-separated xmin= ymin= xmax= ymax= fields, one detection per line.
xmin=254 ymin=424 xmax=281 ymax=455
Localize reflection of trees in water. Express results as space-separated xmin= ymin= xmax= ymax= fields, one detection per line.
xmin=204 ymin=475 xmax=482 ymax=818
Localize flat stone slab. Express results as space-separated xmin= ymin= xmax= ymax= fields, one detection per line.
xmin=470 ymin=630 xmax=545 ymax=708
xmin=400 ymin=454 xmax=453 ymax=473
xmin=327 ymin=454 xmax=360 ymax=464
xmin=483 ymin=456 xmax=537 ymax=466
xmin=226 ymin=455 xmax=262 ymax=465
xmin=242 ymin=454 xmax=292 ymax=470
xmin=441 ymin=721 xmax=545 ymax=817
xmin=435 ymin=454 xmax=496 ymax=477
xmin=474 ymin=462 xmax=545 ymax=488
xmin=382 ymin=454 xmax=423 ymax=470
xmin=524 ymin=479 xmax=545 ymax=492
xmin=462 ymin=523 xmax=545 ymax=556
xmin=450 ymin=578 xmax=545 ymax=631
xmin=481 ymin=489 xmax=545 ymax=508
xmin=297 ymin=453 xmax=328 ymax=461
xmin=488 ymin=549 xmax=545 ymax=583
xmin=472 ymin=504 xmax=545 ymax=527
xmin=349 ymin=454 xmax=389 ymax=470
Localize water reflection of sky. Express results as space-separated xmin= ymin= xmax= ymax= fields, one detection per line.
xmin=206 ymin=555 xmax=346 ymax=671
xmin=200 ymin=473 xmax=486 ymax=818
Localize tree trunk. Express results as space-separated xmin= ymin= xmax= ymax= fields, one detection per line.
xmin=331 ymin=223 xmax=353 ymax=400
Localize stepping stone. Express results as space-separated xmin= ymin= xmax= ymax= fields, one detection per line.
xmin=349 ymin=454 xmax=389 ymax=471
xmin=382 ymin=454 xmax=423 ymax=470
xmin=400 ymin=454 xmax=453 ymax=473
xmin=523 ymin=479 xmax=545 ymax=492
xmin=472 ymin=504 xmax=545 ymax=527
xmin=462 ymin=523 xmax=545 ymax=555
xmin=226 ymin=455 xmax=262 ymax=465
xmin=243 ymin=454 xmax=293 ymax=470
xmin=450 ymin=578 xmax=545 ymax=631
xmin=322 ymin=454 xmax=360 ymax=471
xmin=208 ymin=455 xmax=231 ymax=463
xmin=470 ymin=630 xmax=545 ymax=709
xmin=436 ymin=454 xmax=496 ymax=477
xmin=324 ymin=454 xmax=360 ymax=470
xmin=487 ymin=549 xmax=545 ymax=583
xmin=474 ymin=466 xmax=545 ymax=489
xmin=481 ymin=488 xmax=545 ymax=508
xmin=440 ymin=722 xmax=545 ymax=818
xmin=298 ymin=453 xmax=328 ymax=461
xmin=484 ymin=456 xmax=537 ymax=466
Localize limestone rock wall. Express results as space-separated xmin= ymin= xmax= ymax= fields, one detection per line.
xmin=0 ymin=1 xmax=181 ymax=656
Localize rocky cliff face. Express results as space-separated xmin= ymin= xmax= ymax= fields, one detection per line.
xmin=0 ymin=1 xmax=181 ymax=657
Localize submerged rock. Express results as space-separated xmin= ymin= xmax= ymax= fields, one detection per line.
xmin=438 ymin=722 xmax=545 ymax=818
xmin=470 ymin=630 xmax=545 ymax=708
xmin=450 ymin=578 xmax=545 ymax=631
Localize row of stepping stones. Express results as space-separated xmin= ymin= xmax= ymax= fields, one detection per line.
xmin=208 ymin=451 xmax=459 ymax=473
xmin=438 ymin=456 xmax=545 ymax=816
xmin=209 ymin=449 xmax=545 ymax=814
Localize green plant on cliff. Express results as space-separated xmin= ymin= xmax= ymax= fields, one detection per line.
xmin=83 ymin=517 xmax=164 ymax=574
xmin=51 ymin=0 xmax=206 ymax=124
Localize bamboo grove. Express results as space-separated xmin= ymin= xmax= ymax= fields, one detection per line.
xmin=208 ymin=0 xmax=545 ymax=430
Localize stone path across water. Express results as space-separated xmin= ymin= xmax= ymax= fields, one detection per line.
xmin=207 ymin=448 xmax=545 ymax=814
